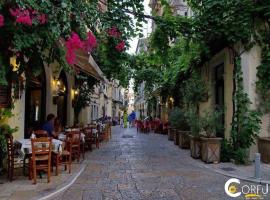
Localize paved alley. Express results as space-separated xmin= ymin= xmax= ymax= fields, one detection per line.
xmin=53 ymin=126 xmax=244 ymax=200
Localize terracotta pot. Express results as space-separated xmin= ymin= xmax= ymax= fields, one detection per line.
xmin=168 ymin=128 xmax=175 ymax=141
xmin=174 ymin=130 xmax=180 ymax=145
xmin=201 ymin=137 xmax=222 ymax=163
xmin=258 ymin=137 xmax=270 ymax=163
xmin=190 ymin=135 xmax=201 ymax=159
xmin=178 ymin=131 xmax=191 ymax=149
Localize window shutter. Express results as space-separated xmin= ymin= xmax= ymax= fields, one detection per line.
xmin=0 ymin=83 xmax=11 ymax=108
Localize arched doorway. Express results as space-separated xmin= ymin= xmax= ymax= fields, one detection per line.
xmin=57 ymin=71 xmax=68 ymax=127
xmin=24 ymin=67 xmax=46 ymax=138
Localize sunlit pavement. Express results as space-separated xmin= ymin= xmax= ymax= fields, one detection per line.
xmin=52 ymin=126 xmax=246 ymax=200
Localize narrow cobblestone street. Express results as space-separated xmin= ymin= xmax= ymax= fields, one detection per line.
xmin=51 ymin=126 xmax=245 ymax=200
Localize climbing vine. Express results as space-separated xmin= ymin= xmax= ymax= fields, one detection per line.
xmin=230 ymin=57 xmax=262 ymax=163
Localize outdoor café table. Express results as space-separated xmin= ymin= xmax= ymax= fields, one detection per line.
xmin=16 ymin=138 xmax=63 ymax=176
xmin=17 ymin=138 xmax=63 ymax=154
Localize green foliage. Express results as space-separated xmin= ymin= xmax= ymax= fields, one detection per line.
xmin=186 ymin=109 xmax=204 ymax=137
xmin=0 ymin=0 xmax=146 ymax=86
xmin=256 ymin=43 xmax=270 ymax=112
xmin=73 ymin=74 xmax=98 ymax=125
xmin=202 ymin=110 xmax=223 ymax=137
xmin=233 ymin=148 xmax=250 ymax=165
xmin=168 ymin=107 xmax=189 ymax=130
xmin=182 ymin=72 xmax=208 ymax=110
xmin=0 ymin=107 xmax=18 ymax=170
xmin=231 ymin=57 xmax=262 ymax=150
xmin=220 ymin=139 xmax=234 ymax=162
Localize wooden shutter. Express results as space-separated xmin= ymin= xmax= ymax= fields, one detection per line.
xmin=0 ymin=83 xmax=11 ymax=108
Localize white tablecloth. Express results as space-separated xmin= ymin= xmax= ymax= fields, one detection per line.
xmin=16 ymin=139 xmax=63 ymax=154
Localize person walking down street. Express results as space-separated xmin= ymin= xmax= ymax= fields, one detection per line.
xmin=120 ymin=116 xmax=124 ymax=128
xmin=128 ymin=111 xmax=136 ymax=128
xmin=123 ymin=111 xmax=128 ymax=128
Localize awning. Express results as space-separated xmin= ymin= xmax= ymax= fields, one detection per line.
xmin=74 ymin=49 xmax=105 ymax=81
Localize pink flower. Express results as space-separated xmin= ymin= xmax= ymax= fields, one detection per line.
xmin=115 ymin=41 xmax=125 ymax=52
xmin=9 ymin=8 xmax=20 ymax=17
xmin=10 ymin=8 xmax=32 ymax=26
xmin=37 ymin=14 xmax=47 ymax=24
xmin=84 ymin=31 xmax=97 ymax=52
xmin=16 ymin=15 xmax=32 ymax=26
xmin=0 ymin=15 xmax=4 ymax=27
xmin=65 ymin=32 xmax=84 ymax=65
xmin=107 ymin=26 xmax=121 ymax=38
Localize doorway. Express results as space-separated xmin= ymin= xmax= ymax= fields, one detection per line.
xmin=215 ymin=64 xmax=225 ymax=138
xmin=24 ymin=69 xmax=46 ymax=138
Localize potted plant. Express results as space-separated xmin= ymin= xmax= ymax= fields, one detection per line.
xmin=187 ymin=110 xmax=204 ymax=159
xmin=168 ymin=107 xmax=180 ymax=141
xmin=200 ymin=110 xmax=223 ymax=163
xmin=168 ymin=107 xmax=190 ymax=146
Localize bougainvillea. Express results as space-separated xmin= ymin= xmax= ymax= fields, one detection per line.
xmin=65 ymin=32 xmax=84 ymax=65
xmin=85 ymin=31 xmax=97 ymax=52
xmin=115 ymin=41 xmax=125 ymax=52
xmin=107 ymin=26 xmax=121 ymax=38
xmin=9 ymin=8 xmax=47 ymax=26
xmin=10 ymin=8 xmax=32 ymax=26
xmin=0 ymin=15 xmax=4 ymax=27
xmin=65 ymin=31 xmax=98 ymax=65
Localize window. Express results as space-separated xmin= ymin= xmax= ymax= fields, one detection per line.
xmin=0 ymin=82 xmax=11 ymax=108
xmin=184 ymin=12 xmax=188 ymax=16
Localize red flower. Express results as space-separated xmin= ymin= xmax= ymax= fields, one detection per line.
xmin=107 ymin=26 xmax=122 ymax=38
xmin=84 ymin=31 xmax=97 ymax=52
xmin=115 ymin=41 xmax=125 ymax=52
xmin=0 ymin=15 xmax=4 ymax=27
xmin=65 ymin=32 xmax=84 ymax=65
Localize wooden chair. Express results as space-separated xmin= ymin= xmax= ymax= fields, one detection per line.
xmin=84 ymin=128 xmax=95 ymax=151
xmin=102 ymin=124 xmax=110 ymax=142
xmin=5 ymin=134 xmax=24 ymax=181
xmin=52 ymin=138 xmax=72 ymax=176
xmin=66 ymin=131 xmax=81 ymax=162
xmin=34 ymin=130 xmax=48 ymax=138
xmin=29 ymin=137 xmax=52 ymax=184
xmin=108 ymin=123 xmax=112 ymax=139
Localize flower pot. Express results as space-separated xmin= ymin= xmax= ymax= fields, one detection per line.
xmin=174 ymin=130 xmax=180 ymax=145
xmin=258 ymin=137 xmax=270 ymax=163
xmin=201 ymin=137 xmax=222 ymax=163
xmin=190 ymin=135 xmax=201 ymax=159
xmin=167 ymin=127 xmax=172 ymax=140
xmin=168 ymin=128 xmax=175 ymax=141
xmin=178 ymin=131 xmax=191 ymax=149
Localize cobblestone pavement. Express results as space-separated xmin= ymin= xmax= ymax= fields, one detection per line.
xmin=53 ymin=127 xmax=248 ymax=200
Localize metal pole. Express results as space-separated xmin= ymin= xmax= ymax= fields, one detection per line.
xmin=255 ymin=153 xmax=261 ymax=179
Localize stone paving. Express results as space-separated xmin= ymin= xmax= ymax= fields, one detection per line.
xmin=52 ymin=127 xmax=250 ymax=200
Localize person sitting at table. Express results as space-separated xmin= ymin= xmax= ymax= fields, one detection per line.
xmin=54 ymin=117 xmax=63 ymax=134
xmin=42 ymin=114 xmax=58 ymax=138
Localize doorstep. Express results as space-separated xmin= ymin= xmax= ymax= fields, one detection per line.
xmin=0 ymin=162 xmax=86 ymax=200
